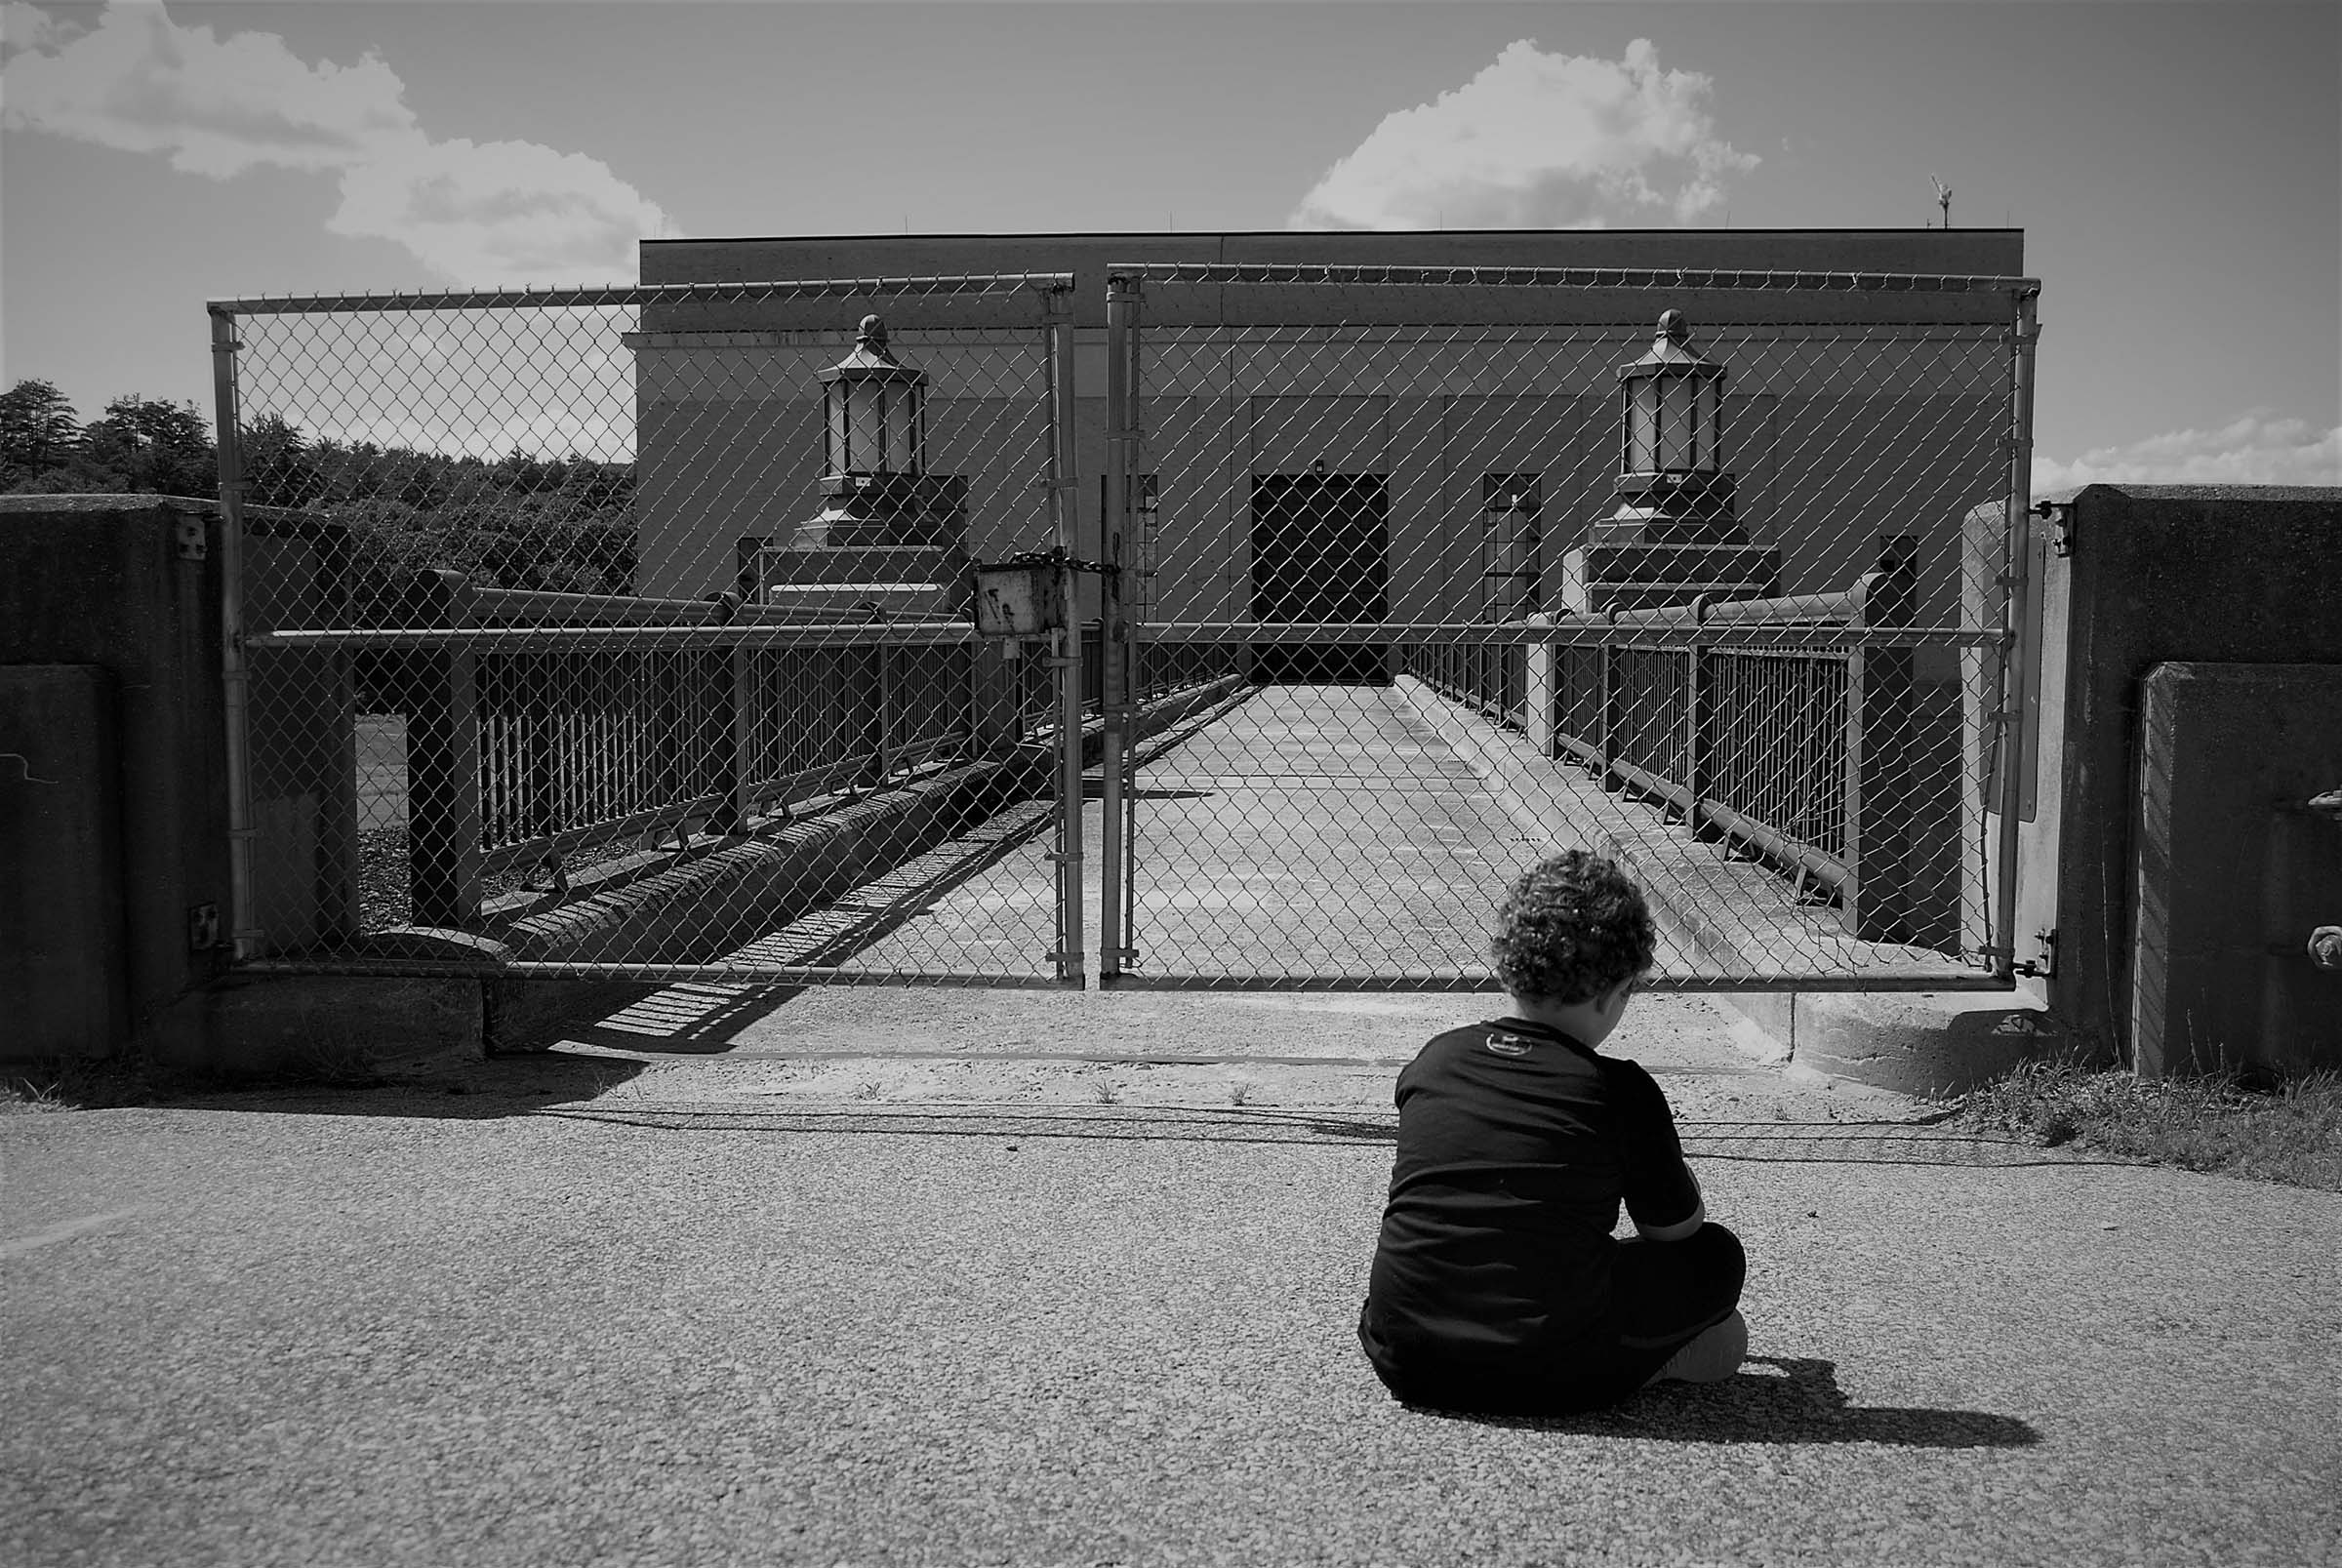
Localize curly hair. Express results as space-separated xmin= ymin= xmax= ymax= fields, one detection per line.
xmin=1490 ymin=851 xmax=1657 ymax=1004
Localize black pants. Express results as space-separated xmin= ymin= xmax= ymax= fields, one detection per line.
xmin=1362 ymin=1224 xmax=1746 ymax=1417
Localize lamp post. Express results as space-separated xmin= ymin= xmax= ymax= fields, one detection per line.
xmin=1598 ymin=309 xmax=1738 ymax=545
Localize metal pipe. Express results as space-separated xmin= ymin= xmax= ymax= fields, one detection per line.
xmin=1105 ymin=261 xmax=2042 ymax=297
xmin=1044 ymin=289 xmax=1084 ymax=985
xmin=247 ymin=623 xmax=986 ymax=650
xmin=1100 ymin=274 xmax=1137 ymax=984
xmin=1991 ymin=288 xmax=2041 ymax=983
xmin=1122 ymin=622 xmax=1999 ymax=649
xmin=236 ymin=958 xmax=1078 ymax=987
xmin=1098 ymin=972 xmax=2014 ymax=994
xmin=209 ymin=308 xmax=265 ymax=961
xmin=248 ymin=620 xmax=2002 ymax=652
xmin=209 ymin=271 xmax=1078 ymax=317
xmin=229 ymin=953 xmax=2008 ymax=994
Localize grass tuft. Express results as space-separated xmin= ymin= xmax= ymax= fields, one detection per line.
xmin=4 ymin=1028 xmax=390 ymax=1113
xmin=1958 ymin=1058 xmax=2342 ymax=1190
xmin=2 ymin=1053 xmax=216 ymax=1113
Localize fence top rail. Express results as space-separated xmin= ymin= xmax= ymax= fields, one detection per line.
xmin=209 ymin=271 xmax=1077 ymax=317
xmin=437 ymin=584 xmax=972 ymax=630
xmin=1111 ymin=261 xmax=2040 ymax=297
xmin=251 ymin=622 xmax=989 ymax=650
xmin=1127 ymin=622 xmax=1995 ymax=650
xmin=254 ymin=620 xmax=1993 ymax=651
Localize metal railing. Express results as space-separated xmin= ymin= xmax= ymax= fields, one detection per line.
xmin=1411 ymin=537 xmax=1927 ymax=942
xmin=373 ymin=573 xmax=1033 ymax=925
xmin=255 ymin=564 xmax=1081 ymax=930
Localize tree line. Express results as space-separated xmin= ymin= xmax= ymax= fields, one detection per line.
xmin=1 ymin=378 xmax=638 ymax=598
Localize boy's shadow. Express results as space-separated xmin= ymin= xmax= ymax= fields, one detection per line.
xmin=1412 ymin=1357 xmax=2039 ymax=1448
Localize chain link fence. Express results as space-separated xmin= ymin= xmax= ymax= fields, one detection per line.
xmin=215 ymin=274 xmax=1114 ymax=985
xmin=1098 ymin=263 xmax=2037 ymax=988
xmin=214 ymin=261 xmax=2037 ymax=993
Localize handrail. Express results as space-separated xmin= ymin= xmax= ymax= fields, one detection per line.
xmin=1412 ymin=536 xmax=1929 ymax=945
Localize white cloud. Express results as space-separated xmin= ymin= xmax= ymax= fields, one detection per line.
xmin=2033 ymin=411 xmax=2342 ymax=493
xmin=1 ymin=0 xmax=81 ymax=59
xmin=0 ymin=0 xmax=677 ymax=284
xmin=1290 ymin=38 xmax=1758 ymax=231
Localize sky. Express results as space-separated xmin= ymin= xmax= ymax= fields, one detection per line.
xmin=2 ymin=0 xmax=2336 ymax=489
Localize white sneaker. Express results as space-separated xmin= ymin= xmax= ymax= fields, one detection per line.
xmin=1649 ymin=1310 xmax=1748 ymax=1385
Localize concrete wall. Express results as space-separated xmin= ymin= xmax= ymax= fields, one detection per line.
xmin=1988 ymin=485 xmax=2342 ymax=1068
xmin=2130 ymin=663 xmax=2342 ymax=1076
xmin=0 ymin=666 xmax=128 ymax=1057
xmin=0 ymin=497 xmax=231 ymax=1060
xmin=629 ymin=230 xmax=2025 ymax=632
xmin=0 ymin=496 xmax=361 ymax=1065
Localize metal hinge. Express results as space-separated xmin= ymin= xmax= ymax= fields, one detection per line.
xmin=2033 ymin=499 xmax=2074 ymax=558
xmin=2013 ymin=928 xmax=2058 ymax=980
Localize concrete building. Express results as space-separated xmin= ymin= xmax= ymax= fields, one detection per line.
xmin=629 ymin=229 xmax=2026 ymax=674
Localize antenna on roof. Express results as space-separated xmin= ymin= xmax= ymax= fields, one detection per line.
xmin=1931 ymin=174 xmax=1953 ymax=229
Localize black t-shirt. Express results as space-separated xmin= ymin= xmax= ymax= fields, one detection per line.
xmin=1360 ymin=1018 xmax=1701 ymax=1379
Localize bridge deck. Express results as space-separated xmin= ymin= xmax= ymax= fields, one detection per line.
xmin=716 ymin=679 xmax=1971 ymax=987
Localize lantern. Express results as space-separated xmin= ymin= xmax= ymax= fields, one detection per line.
xmin=819 ymin=314 xmax=925 ymax=481
xmin=1609 ymin=310 xmax=1734 ymax=536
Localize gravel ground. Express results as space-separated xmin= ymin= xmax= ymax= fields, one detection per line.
xmin=6 ymin=1031 xmax=2337 ymax=1568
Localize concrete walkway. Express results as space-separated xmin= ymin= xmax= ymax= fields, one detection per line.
xmin=716 ymin=677 xmax=1968 ymax=990
xmin=7 ymin=988 xmax=2339 ymax=1568
xmin=729 ymin=680 xmax=1698 ymax=986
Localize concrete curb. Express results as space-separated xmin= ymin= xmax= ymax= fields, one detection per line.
xmin=1393 ymin=677 xmax=2069 ymax=1097
xmin=1713 ymin=987 xmax=2073 ymax=1099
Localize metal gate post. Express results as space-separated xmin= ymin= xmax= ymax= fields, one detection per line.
xmin=1100 ymin=273 xmax=1138 ymax=983
xmin=208 ymin=305 xmax=265 ymax=961
xmin=1044 ymin=283 xmax=1085 ymax=985
xmin=1989 ymin=286 xmax=2041 ymax=982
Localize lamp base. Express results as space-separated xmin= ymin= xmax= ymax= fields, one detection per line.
xmin=1559 ymin=540 xmax=1781 ymax=615
xmin=799 ymin=474 xmax=969 ymax=549
xmin=749 ymin=543 xmax=971 ymax=616
xmin=1592 ymin=472 xmax=1740 ymax=547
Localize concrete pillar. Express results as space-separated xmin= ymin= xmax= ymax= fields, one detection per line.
xmin=0 ymin=497 xmax=231 ymax=1059
xmin=0 ymin=666 xmax=127 ymax=1061
xmin=1523 ymin=614 xmax=1557 ymax=755
xmin=2130 ymin=663 xmax=2342 ymax=1077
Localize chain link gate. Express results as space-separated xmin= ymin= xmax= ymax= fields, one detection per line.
xmin=1093 ymin=262 xmax=2040 ymax=991
xmin=212 ymin=273 xmax=1103 ymax=986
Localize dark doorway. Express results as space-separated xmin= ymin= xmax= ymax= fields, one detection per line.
xmin=1250 ymin=472 xmax=1390 ymax=684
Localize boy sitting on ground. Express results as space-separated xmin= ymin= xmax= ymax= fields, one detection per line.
xmin=1358 ymin=850 xmax=1747 ymax=1415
